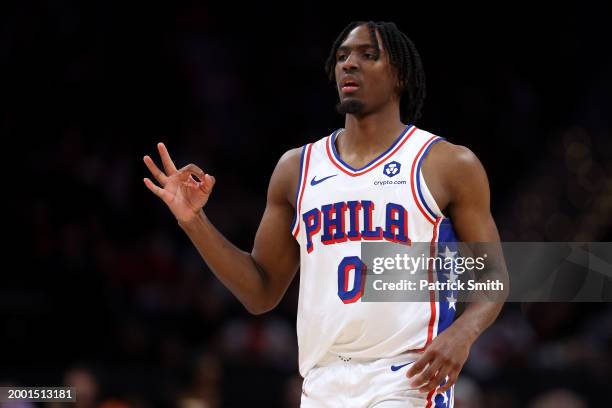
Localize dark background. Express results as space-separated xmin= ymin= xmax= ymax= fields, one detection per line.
xmin=1 ymin=1 xmax=611 ymax=407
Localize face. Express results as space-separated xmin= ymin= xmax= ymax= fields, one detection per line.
xmin=334 ymin=24 xmax=401 ymax=117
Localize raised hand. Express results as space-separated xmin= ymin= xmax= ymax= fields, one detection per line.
xmin=143 ymin=142 xmax=215 ymax=224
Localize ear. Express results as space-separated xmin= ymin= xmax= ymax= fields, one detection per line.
xmin=394 ymin=73 xmax=405 ymax=96
xmin=397 ymin=69 xmax=410 ymax=94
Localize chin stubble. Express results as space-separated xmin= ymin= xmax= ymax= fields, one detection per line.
xmin=335 ymin=99 xmax=366 ymax=116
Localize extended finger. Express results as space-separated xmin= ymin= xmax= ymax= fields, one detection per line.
xmin=407 ymin=352 xmax=433 ymax=379
xmin=419 ymin=367 xmax=448 ymax=393
xmin=437 ymin=371 xmax=457 ymax=394
xmin=143 ymin=155 xmax=168 ymax=186
xmin=409 ymin=360 xmax=441 ymax=389
xmin=158 ymin=142 xmax=178 ymax=175
xmin=143 ymin=178 xmax=171 ymax=203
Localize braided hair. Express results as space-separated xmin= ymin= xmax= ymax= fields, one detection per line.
xmin=325 ymin=21 xmax=427 ymax=124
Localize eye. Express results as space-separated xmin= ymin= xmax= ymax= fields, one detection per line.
xmin=337 ymin=54 xmax=347 ymax=61
xmin=364 ymin=52 xmax=376 ymax=59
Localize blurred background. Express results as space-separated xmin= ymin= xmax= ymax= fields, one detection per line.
xmin=1 ymin=1 xmax=611 ymax=407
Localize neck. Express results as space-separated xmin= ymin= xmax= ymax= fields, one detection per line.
xmin=340 ymin=104 xmax=407 ymax=156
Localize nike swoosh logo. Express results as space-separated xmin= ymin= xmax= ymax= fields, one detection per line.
xmin=310 ymin=174 xmax=337 ymax=186
xmin=390 ymin=361 xmax=415 ymax=371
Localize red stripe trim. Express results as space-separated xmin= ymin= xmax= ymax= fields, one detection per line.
xmin=326 ymin=126 xmax=418 ymax=177
xmin=410 ymin=135 xmax=438 ymax=224
xmin=424 ymin=216 xmax=442 ymax=408
xmin=415 ymin=216 xmax=441 ymax=354
xmin=426 ymin=388 xmax=436 ymax=408
xmin=426 ymin=217 xmax=441 ymax=345
xmin=293 ymin=144 xmax=313 ymax=238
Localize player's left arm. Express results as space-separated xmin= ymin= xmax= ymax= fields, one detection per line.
xmin=407 ymin=142 xmax=507 ymax=394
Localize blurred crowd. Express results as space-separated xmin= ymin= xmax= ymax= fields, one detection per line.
xmin=1 ymin=1 xmax=611 ymax=407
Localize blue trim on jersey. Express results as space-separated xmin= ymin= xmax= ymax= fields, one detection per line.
xmin=330 ymin=124 xmax=413 ymax=172
xmin=416 ymin=137 xmax=445 ymax=219
xmin=290 ymin=145 xmax=307 ymax=233
xmin=436 ymin=218 xmax=458 ymax=336
xmin=433 ymin=386 xmax=453 ymax=407
xmin=435 ymin=220 xmax=456 ymax=408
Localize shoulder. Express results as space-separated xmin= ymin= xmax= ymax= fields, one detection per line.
xmin=422 ymin=138 xmax=489 ymax=203
xmin=268 ymin=146 xmax=305 ymax=204
xmin=278 ymin=146 xmax=303 ymax=168
xmin=427 ymin=140 xmax=484 ymax=176
xmin=270 ymin=132 xmax=332 ymax=202
xmin=274 ymin=146 xmax=304 ymax=176
xmin=275 ymin=132 xmax=328 ymax=182
xmin=426 ymin=139 xmax=490 ymax=208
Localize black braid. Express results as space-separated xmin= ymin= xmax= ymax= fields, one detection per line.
xmin=325 ymin=21 xmax=427 ymax=125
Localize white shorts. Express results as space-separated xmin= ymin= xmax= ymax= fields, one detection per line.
xmin=300 ymin=351 xmax=454 ymax=408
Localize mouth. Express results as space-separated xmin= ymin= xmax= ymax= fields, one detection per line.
xmin=340 ymin=78 xmax=360 ymax=94
xmin=341 ymin=84 xmax=360 ymax=94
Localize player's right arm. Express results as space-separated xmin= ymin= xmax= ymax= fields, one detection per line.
xmin=143 ymin=142 xmax=301 ymax=315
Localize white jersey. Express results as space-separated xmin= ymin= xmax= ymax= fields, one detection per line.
xmin=291 ymin=124 xmax=459 ymax=377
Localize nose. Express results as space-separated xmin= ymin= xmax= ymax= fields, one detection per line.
xmin=341 ymin=52 xmax=359 ymax=72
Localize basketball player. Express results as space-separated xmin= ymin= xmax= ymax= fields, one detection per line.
xmin=143 ymin=21 xmax=504 ymax=407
